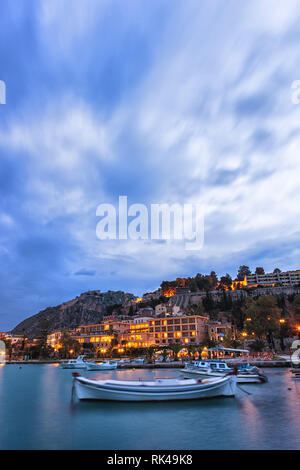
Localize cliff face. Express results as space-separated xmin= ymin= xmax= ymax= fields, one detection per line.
xmin=11 ymin=290 xmax=134 ymax=338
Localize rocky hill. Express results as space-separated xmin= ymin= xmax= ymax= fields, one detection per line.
xmin=12 ymin=290 xmax=135 ymax=338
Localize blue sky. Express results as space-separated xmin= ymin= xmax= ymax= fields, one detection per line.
xmin=1 ymin=0 xmax=300 ymax=331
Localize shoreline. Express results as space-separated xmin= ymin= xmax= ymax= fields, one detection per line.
xmin=3 ymin=359 xmax=293 ymax=368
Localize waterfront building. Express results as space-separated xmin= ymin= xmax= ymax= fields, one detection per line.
xmin=73 ymin=320 xmax=130 ymax=352
xmin=148 ymin=315 xmax=209 ymax=346
xmin=47 ymin=331 xmax=63 ymax=350
xmin=120 ymin=321 xmax=155 ymax=349
xmin=2 ymin=334 xmax=24 ymax=344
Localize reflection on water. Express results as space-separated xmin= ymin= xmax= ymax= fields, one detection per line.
xmin=0 ymin=365 xmax=299 ymax=449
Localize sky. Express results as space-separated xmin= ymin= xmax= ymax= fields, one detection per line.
xmin=1 ymin=0 xmax=300 ymax=331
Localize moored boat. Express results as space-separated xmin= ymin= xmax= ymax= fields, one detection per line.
xmin=181 ymin=360 xmax=268 ymax=383
xmin=86 ymin=360 xmax=118 ymax=371
xmin=72 ymin=373 xmax=237 ymax=401
xmin=61 ymin=355 xmax=87 ymax=369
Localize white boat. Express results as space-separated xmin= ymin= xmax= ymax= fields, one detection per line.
xmin=181 ymin=360 xmax=268 ymax=384
xmin=86 ymin=360 xmax=118 ymax=371
xmin=61 ymin=355 xmax=87 ymax=369
xmin=130 ymin=358 xmax=145 ymax=364
xmin=72 ymin=373 xmax=237 ymax=401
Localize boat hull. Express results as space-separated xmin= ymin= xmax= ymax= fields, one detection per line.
xmin=61 ymin=364 xmax=87 ymax=369
xmin=73 ymin=376 xmax=236 ymax=401
xmin=181 ymin=369 xmax=264 ymax=384
xmin=86 ymin=363 xmax=117 ymax=371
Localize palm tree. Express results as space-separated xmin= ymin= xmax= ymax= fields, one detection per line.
xmin=145 ymin=346 xmax=156 ymax=363
xmin=168 ymin=343 xmax=182 ymax=361
xmin=161 ymin=347 xmax=169 ymax=362
xmin=187 ymin=344 xmax=196 ymax=360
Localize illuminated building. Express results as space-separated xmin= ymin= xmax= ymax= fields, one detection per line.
xmin=246 ymin=270 xmax=300 ymax=287
xmin=148 ymin=315 xmax=208 ymax=346
xmin=208 ymin=322 xmax=236 ymax=343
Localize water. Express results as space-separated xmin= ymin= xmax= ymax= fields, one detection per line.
xmin=0 ymin=364 xmax=299 ymax=450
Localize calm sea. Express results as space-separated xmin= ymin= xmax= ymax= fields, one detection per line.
xmin=0 ymin=365 xmax=299 ymax=450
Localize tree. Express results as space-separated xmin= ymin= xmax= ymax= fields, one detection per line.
xmin=108 ymin=333 xmax=119 ymax=357
xmin=209 ymin=271 xmax=219 ymax=289
xmin=249 ymin=339 xmax=265 ymax=353
xmin=220 ymin=274 xmax=233 ymax=289
xmin=161 ymin=347 xmax=169 ymax=362
xmin=160 ymin=280 xmax=176 ymax=296
xmin=3 ymin=338 xmax=12 ymax=361
xmin=38 ymin=318 xmax=51 ymax=358
xmin=175 ymin=278 xmax=186 ymax=287
xmin=60 ymin=330 xmax=80 ymax=358
xmin=194 ymin=274 xmax=210 ymax=291
xmin=237 ymin=265 xmax=251 ymax=280
xmin=255 ymin=267 xmax=265 ymax=275
xmin=231 ymin=301 xmax=246 ymax=330
xmin=275 ymin=320 xmax=294 ymax=351
xmin=145 ymin=346 xmax=156 ymax=363
xmin=292 ymin=295 xmax=300 ymax=321
xmin=273 ymin=268 xmax=281 ymax=274
xmin=200 ymin=337 xmax=216 ymax=349
xmin=222 ymin=330 xmax=235 ymax=348
xmin=242 ymin=296 xmax=281 ymax=348
xmin=187 ymin=344 xmax=197 ymax=359
xmin=128 ymin=305 xmax=134 ymax=316
xmin=189 ymin=303 xmax=204 ymax=316
xmin=186 ymin=277 xmax=199 ymax=292
xmin=220 ymin=291 xmax=233 ymax=311
xmin=168 ymin=343 xmax=182 ymax=360
xmin=202 ymin=292 xmax=215 ymax=312
xmin=21 ymin=329 xmax=27 ymax=351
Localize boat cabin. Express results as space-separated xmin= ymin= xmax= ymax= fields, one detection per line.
xmin=192 ymin=360 xmax=231 ymax=371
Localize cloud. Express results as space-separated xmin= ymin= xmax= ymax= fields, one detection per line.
xmin=74 ymin=269 xmax=96 ymax=276
xmin=1 ymin=0 xmax=300 ymax=330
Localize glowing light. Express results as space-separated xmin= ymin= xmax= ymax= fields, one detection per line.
xmin=241 ymin=332 xmax=248 ymax=337
xmin=163 ymin=287 xmax=176 ymax=298
xmin=279 ymin=319 xmax=285 ymax=324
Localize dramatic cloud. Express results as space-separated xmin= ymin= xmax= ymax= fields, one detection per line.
xmin=1 ymin=0 xmax=300 ymax=330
